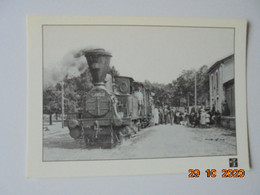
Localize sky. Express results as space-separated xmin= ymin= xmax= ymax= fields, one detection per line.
xmin=43 ymin=25 xmax=234 ymax=84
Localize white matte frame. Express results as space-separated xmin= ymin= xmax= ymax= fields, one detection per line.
xmin=27 ymin=16 xmax=249 ymax=178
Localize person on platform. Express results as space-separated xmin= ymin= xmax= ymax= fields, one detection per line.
xmin=134 ymin=86 xmax=144 ymax=116
xmin=189 ymin=111 xmax=196 ymax=127
xmin=175 ymin=111 xmax=180 ymax=124
xmin=182 ymin=109 xmax=188 ymax=126
xmin=164 ymin=106 xmax=170 ymax=124
xmin=194 ymin=112 xmax=200 ymax=128
xmin=211 ymin=104 xmax=216 ymax=113
xmin=159 ymin=106 xmax=165 ymax=124
xmin=169 ymin=107 xmax=175 ymax=125
xmin=222 ymin=100 xmax=230 ymax=116
xmin=200 ymin=109 xmax=206 ymax=127
xmin=215 ymin=110 xmax=221 ymax=125
xmin=154 ymin=106 xmax=159 ymax=125
xmin=205 ymin=111 xmax=211 ymax=127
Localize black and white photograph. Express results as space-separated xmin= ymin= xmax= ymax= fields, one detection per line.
xmin=26 ymin=16 xmax=249 ymax=178
xmin=42 ymin=24 xmax=237 ymax=161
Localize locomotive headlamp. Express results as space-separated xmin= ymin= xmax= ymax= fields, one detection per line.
xmin=68 ymin=120 xmax=81 ymax=139
xmin=68 ymin=119 xmax=79 ymax=129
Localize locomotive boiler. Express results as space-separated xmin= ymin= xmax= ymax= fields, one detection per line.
xmin=65 ymin=49 xmax=153 ymax=148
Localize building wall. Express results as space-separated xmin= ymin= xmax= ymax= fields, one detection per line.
xmin=222 ymin=59 xmax=234 ymax=83
xmin=209 ymin=66 xmax=224 ymax=112
xmin=209 ymin=56 xmax=234 ymax=114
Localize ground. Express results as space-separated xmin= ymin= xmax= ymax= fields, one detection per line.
xmin=43 ymin=122 xmax=237 ymax=161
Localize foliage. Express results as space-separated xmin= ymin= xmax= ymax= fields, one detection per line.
xmin=43 ymin=63 xmax=209 ymax=116
xmin=43 ymin=65 xmax=120 ymax=115
xmin=144 ymin=65 xmax=209 ymax=107
xmin=196 ymin=65 xmax=209 ymax=105
xmin=43 ymin=85 xmax=61 ymax=115
xmin=109 ymin=66 xmax=120 ymax=76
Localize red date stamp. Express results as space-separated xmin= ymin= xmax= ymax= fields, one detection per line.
xmin=188 ymin=169 xmax=245 ymax=178
xmin=188 ymin=169 xmax=201 ymax=177
xmin=221 ymin=169 xmax=245 ymax=178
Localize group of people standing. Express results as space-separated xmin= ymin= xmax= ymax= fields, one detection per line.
xmin=153 ymin=105 xmax=221 ymax=128
xmin=186 ymin=107 xmax=221 ymax=128
xmin=153 ymin=106 xmax=175 ymax=125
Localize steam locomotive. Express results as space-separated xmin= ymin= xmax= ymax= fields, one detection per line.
xmin=65 ymin=49 xmax=154 ymax=148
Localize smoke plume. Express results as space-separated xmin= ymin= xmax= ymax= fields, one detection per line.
xmin=44 ymin=48 xmax=91 ymax=88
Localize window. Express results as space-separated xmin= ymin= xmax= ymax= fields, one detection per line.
xmin=216 ymin=71 xmax=218 ymax=91
xmin=211 ymin=74 xmax=214 ymax=92
xmin=224 ymin=80 xmax=235 ymax=116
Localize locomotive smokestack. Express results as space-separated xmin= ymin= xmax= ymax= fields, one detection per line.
xmin=83 ymin=49 xmax=112 ymax=86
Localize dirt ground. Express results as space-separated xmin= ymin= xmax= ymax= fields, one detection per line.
xmin=43 ymin=122 xmax=236 ymax=161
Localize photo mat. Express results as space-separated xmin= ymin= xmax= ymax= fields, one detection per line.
xmin=28 ymin=16 xmax=249 ymax=177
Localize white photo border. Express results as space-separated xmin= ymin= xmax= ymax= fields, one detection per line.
xmin=27 ymin=16 xmax=249 ymax=178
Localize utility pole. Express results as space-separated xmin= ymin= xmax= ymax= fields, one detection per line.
xmin=187 ymin=94 xmax=190 ymax=107
xmin=194 ymin=71 xmax=197 ymax=112
xmin=61 ymin=81 xmax=64 ymax=128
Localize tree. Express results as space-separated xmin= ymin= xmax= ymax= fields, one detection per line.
xmin=43 ymin=86 xmax=61 ymax=125
xmin=195 ymin=65 xmax=209 ymax=106
xmin=171 ymin=69 xmax=195 ymax=106
xmin=43 ymin=65 xmax=121 ymax=123
xmin=43 ymin=61 xmax=209 ymax=123
xmin=109 ymin=66 xmax=120 ymax=76
xmin=144 ymin=65 xmax=209 ymax=108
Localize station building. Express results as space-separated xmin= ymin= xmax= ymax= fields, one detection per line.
xmin=207 ymin=54 xmax=235 ymax=129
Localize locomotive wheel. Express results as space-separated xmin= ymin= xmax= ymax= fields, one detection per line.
xmin=69 ymin=126 xmax=82 ymax=139
xmin=83 ymin=135 xmax=91 ymax=147
xmin=102 ymin=134 xmax=115 ymax=149
xmin=118 ymin=132 xmax=125 ymax=143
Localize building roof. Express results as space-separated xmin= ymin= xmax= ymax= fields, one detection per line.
xmin=113 ymin=75 xmax=134 ymax=81
xmin=207 ymin=54 xmax=234 ymax=74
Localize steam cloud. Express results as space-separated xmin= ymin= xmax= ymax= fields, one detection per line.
xmin=44 ymin=48 xmax=91 ymax=88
